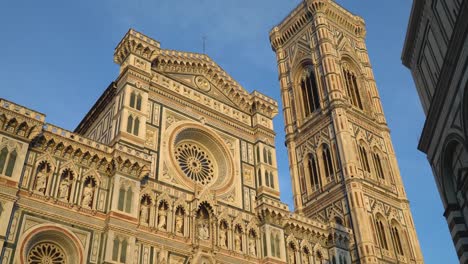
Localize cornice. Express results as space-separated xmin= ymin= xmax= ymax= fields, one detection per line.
xmin=74 ymin=82 xmax=116 ymax=134
xmin=401 ymin=0 xmax=426 ymax=68
xmin=35 ymin=124 xmax=151 ymax=178
xmin=114 ymin=28 xmax=160 ymax=65
xmin=270 ymin=0 xmax=365 ymax=51
xmin=0 ymin=98 xmax=45 ymax=141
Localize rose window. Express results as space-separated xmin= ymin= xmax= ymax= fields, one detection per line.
xmin=169 ymin=125 xmax=235 ymax=192
xmin=175 ymin=143 xmax=214 ymax=185
xmin=27 ymin=242 xmax=66 ymax=264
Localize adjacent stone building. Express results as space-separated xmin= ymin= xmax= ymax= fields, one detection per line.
xmin=0 ymin=0 xmax=422 ymax=263
xmin=402 ymin=0 xmax=467 ymax=262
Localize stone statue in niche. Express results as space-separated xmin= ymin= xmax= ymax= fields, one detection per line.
xmin=34 ymin=166 xmax=48 ymax=194
xmin=58 ymin=177 xmax=71 ymax=201
xmin=219 ymin=229 xmax=227 ymax=248
xmin=81 ymin=182 xmax=95 ymax=209
xmin=140 ymin=199 xmax=150 ymax=224
xmin=158 ymin=204 xmax=167 ymax=229
xmin=198 ymin=222 xmax=210 ymax=240
xmin=234 ymin=231 xmax=242 ymax=252
xmin=175 ymin=214 xmax=184 ymax=235
xmin=197 ymin=204 xmax=211 ymax=240
xmin=249 ymin=237 xmax=256 ymax=256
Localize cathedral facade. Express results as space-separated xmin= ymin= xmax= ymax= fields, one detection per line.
xmin=0 ymin=1 xmax=421 ymax=263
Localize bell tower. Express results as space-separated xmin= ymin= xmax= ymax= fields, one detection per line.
xmin=270 ymin=1 xmax=424 ymax=263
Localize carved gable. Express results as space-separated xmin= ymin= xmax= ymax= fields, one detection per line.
xmin=164 ymin=73 xmax=238 ymax=107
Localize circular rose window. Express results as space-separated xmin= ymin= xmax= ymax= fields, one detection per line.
xmin=175 ymin=142 xmax=214 ymax=185
xmin=27 ymin=242 xmax=66 ymax=264
xmin=169 ymin=125 xmax=234 ymax=191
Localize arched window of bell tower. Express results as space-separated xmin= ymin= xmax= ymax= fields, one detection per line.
xmin=342 ymin=62 xmax=363 ymax=110
xmin=307 ymin=153 xmax=321 ymax=192
xmin=358 ymin=141 xmax=371 ymax=174
xmin=372 ymin=149 xmax=385 ymax=180
xmin=374 ymin=214 xmax=389 ymax=250
xmin=321 ymin=144 xmax=335 ymax=183
xmin=299 ymin=66 xmax=321 ymax=117
xmin=390 ymin=220 xmax=405 ymax=256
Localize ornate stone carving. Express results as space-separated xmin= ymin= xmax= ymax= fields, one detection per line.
xmin=27 ymin=242 xmax=66 ymax=264
xmin=195 ymin=76 xmax=211 ymax=92
xmin=81 ymin=178 xmax=96 ymax=209
xmin=158 ymin=202 xmax=168 ymax=230
xmin=140 ymin=197 xmax=150 ymax=225
xmin=175 ymin=142 xmax=214 ymax=185
xmin=198 ymin=222 xmax=210 ymax=240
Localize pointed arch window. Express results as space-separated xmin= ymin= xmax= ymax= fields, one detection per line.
xmin=263 ymin=148 xmax=268 ymax=164
xmin=112 ymin=237 xmax=120 ymax=261
xmin=372 ymin=152 xmax=385 ymax=180
xmin=133 ymin=118 xmax=140 ymax=136
xmin=343 ymin=68 xmax=363 ymax=110
xmin=125 ymin=188 xmax=133 ymax=213
xmin=256 ymin=146 xmax=260 ymax=162
xmin=257 ymin=169 xmax=262 ymax=186
xmin=126 ymin=116 xmax=133 ymax=134
xmin=118 ymin=185 xmax=133 ymax=213
xmin=129 ymin=91 xmax=142 ymax=111
xmin=129 ymin=92 xmax=136 ymax=108
xmin=112 ymin=237 xmax=128 ymax=263
xmin=0 ymin=147 xmax=17 ymax=177
xmin=118 ymin=187 xmax=126 ymax=211
xmin=130 ymin=92 xmax=136 ymax=108
xmin=300 ymin=67 xmax=320 ymax=116
xmin=120 ymin=239 xmax=127 ymax=263
xmin=126 ymin=115 xmax=140 ymax=136
xmin=269 ymin=172 xmax=275 ymax=189
xmin=5 ymin=150 xmax=16 ymax=176
xmin=274 ymin=233 xmax=281 ymax=258
xmin=265 ymin=170 xmax=270 ymax=187
xmin=391 ymin=224 xmax=404 ymax=256
xmin=308 ymin=154 xmax=321 ymax=191
xmin=299 ymin=165 xmax=307 ymax=195
xmin=358 ymin=145 xmax=371 ymax=173
xmin=322 ymin=145 xmax=335 ymax=182
xmin=0 ymin=147 xmax=8 ymax=173
xmin=375 ymin=217 xmax=389 ymax=250
xmin=136 ymin=94 xmax=142 ymax=110
xmin=267 ymin=150 xmax=273 ymax=165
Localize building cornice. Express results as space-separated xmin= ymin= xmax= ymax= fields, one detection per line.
xmin=401 ymin=0 xmax=425 ymax=68
xmin=74 ymin=82 xmax=116 ymax=134
xmin=269 ymin=0 xmax=365 ymax=51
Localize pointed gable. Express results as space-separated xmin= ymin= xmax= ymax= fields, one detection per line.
xmin=152 ymin=50 xmax=278 ymax=118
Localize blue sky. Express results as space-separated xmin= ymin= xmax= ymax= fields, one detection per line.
xmin=0 ymin=0 xmax=457 ymax=262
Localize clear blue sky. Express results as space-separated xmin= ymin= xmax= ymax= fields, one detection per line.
xmin=0 ymin=0 xmax=457 ymax=262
